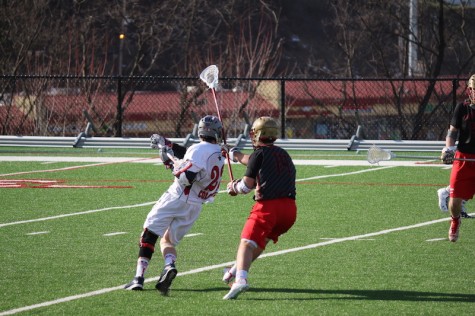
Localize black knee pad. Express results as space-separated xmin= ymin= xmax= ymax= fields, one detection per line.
xmin=139 ymin=229 xmax=159 ymax=258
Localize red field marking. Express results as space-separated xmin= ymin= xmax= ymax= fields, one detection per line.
xmin=0 ymin=157 xmax=157 ymax=177
xmin=0 ymin=179 xmax=133 ymax=189
xmin=56 ymin=179 xmax=172 ymax=183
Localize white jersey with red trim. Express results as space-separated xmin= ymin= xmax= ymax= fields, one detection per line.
xmin=167 ymin=141 xmax=224 ymax=205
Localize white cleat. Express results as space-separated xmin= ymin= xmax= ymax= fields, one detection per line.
xmin=223 ymin=281 xmax=250 ymax=300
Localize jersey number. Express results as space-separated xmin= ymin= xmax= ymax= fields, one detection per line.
xmin=198 ymin=165 xmax=224 ymax=199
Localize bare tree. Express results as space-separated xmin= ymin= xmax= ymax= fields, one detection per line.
xmin=166 ymin=0 xmax=285 ymax=137
xmin=313 ymin=0 xmax=474 ymax=140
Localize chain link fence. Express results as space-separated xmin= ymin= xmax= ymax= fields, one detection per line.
xmin=0 ymin=76 xmax=464 ymax=140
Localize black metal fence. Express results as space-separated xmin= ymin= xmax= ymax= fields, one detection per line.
xmin=0 ymin=75 xmax=466 ymax=140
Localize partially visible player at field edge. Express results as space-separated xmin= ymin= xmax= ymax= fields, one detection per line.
xmin=440 ymin=74 xmax=475 ymax=242
xmin=436 ymin=185 xmax=471 ymax=218
xmin=223 ymin=116 xmax=297 ymax=300
xmin=124 ymin=115 xmax=225 ymax=295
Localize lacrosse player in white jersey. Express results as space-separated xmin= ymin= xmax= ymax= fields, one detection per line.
xmin=124 ymin=115 xmax=225 ymax=295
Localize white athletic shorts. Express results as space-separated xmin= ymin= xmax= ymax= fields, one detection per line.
xmin=143 ymin=191 xmax=202 ymax=246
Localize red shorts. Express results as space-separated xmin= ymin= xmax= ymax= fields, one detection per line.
xmin=241 ymin=197 xmax=297 ymax=249
xmin=449 ymin=151 xmax=475 ymax=200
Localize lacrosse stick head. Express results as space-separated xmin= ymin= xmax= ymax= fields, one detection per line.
xmin=199 ymin=65 xmax=219 ymax=90
xmin=367 ymin=145 xmax=394 ymax=164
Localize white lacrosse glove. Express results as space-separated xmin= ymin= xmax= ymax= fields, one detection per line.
xmin=227 ymin=180 xmax=239 ymax=196
xmin=228 ymin=147 xmax=242 ymax=163
xmin=227 ymin=178 xmax=252 ymax=196
xmin=441 ymin=146 xmax=456 ymax=165
xmin=150 ymin=134 xmax=176 ymax=169
xmin=160 ymin=147 xmax=175 ymax=169
xmin=150 ymin=134 xmax=172 ymax=150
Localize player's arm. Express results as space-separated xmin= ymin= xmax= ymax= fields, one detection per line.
xmin=172 ymin=159 xmax=198 ymax=186
xmin=441 ymin=125 xmax=458 ymax=164
xmin=227 ymin=151 xmax=260 ymax=196
xmin=150 ymin=134 xmax=187 ymax=169
xmin=171 ymin=143 xmax=186 ymax=159
xmin=228 ymin=148 xmax=250 ymax=166
xmin=445 ymin=125 xmax=458 ymax=148
xmin=227 ymin=176 xmax=254 ymax=196
xmin=241 ymin=176 xmax=255 ymax=189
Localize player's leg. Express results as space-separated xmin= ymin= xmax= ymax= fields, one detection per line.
xmin=155 ymin=203 xmax=202 ymax=295
xmin=448 ymin=197 xmax=463 ymax=242
xmin=223 ymin=239 xmax=256 ymax=300
xmin=437 ymin=185 xmax=450 ymax=212
xmin=437 ymin=185 xmax=471 ymax=218
xmin=155 ymin=229 xmax=178 ymax=296
xmin=223 ymin=240 xmax=268 ymax=285
xmin=124 ymin=228 xmax=159 ymax=290
xmin=448 ymin=157 xmax=475 ymax=241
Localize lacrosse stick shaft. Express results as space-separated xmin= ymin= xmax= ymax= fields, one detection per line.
xmin=211 ymin=88 xmax=234 ymax=180
xmin=211 ymin=88 xmax=222 ymax=121
xmin=367 ymin=145 xmax=475 ymax=164
xmin=200 ymin=65 xmax=234 ymax=180
xmin=392 ymin=153 xmax=475 ymax=161
xmin=166 ymin=152 xmax=177 ymax=163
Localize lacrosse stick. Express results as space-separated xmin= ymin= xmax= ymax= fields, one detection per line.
xmin=166 ymin=152 xmax=177 ymax=163
xmin=199 ymin=65 xmax=234 ymax=180
xmin=367 ymin=145 xmax=475 ymax=164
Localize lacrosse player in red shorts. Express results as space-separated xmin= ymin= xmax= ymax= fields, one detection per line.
xmin=223 ymin=116 xmax=297 ymax=300
xmin=124 ymin=115 xmax=225 ymax=295
xmin=441 ymin=74 xmax=475 ymax=242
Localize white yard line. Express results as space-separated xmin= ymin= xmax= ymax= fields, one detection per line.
xmin=184 ymin=233 xmax=203 ymax=238
xmin=0 ymin=166 xmax=390 ymax=228
xmin=0 ymin=155 xmax=446 ymax=167
xmin=426 ymin=238 xmax=447 ymax=242
xmin=0 ymin=157 xmax=454 ymax=315
xmin=26 ymin=231 xmax=49 ymax=236
xmin=103 ymin=232 xmax=128 ymax=237
xmin=0 ymin=202 xmax=156 ymax=228
xmin=296 ymin=165 xmax=395 ymax=181
xmin=0 ymin=215 xmax=462 ymax=316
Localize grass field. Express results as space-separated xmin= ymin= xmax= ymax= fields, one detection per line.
xmin=0 ymin=147 xmax=474 ymax=315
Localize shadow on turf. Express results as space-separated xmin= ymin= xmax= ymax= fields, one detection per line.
xmin=175 ymin=287 xmax=475 ymax=302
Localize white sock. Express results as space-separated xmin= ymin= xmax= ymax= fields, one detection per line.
xmin=235 ymin=269 xmax=248 ymax=283
xmin=164 ymin=253 xmax=176 ymax=266
xmin=136 ymin=257 xmax=149 ymax=278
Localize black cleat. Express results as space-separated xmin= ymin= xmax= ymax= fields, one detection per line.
xmin=124 ymin=276 xmax=144 ymax=290
xmin=461 ymin=211 xmax=472 ymax=218
xmin=155 ymin=264 xmax=177 ymax=296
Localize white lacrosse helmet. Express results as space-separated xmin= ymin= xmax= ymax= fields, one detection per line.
xmin=198 ymin=115 xmax=222 ymax=143
xmin=250 ymin=116 xmax=279 ymax=146
xmin=467 ymin=74 xmax=475 ymax=104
